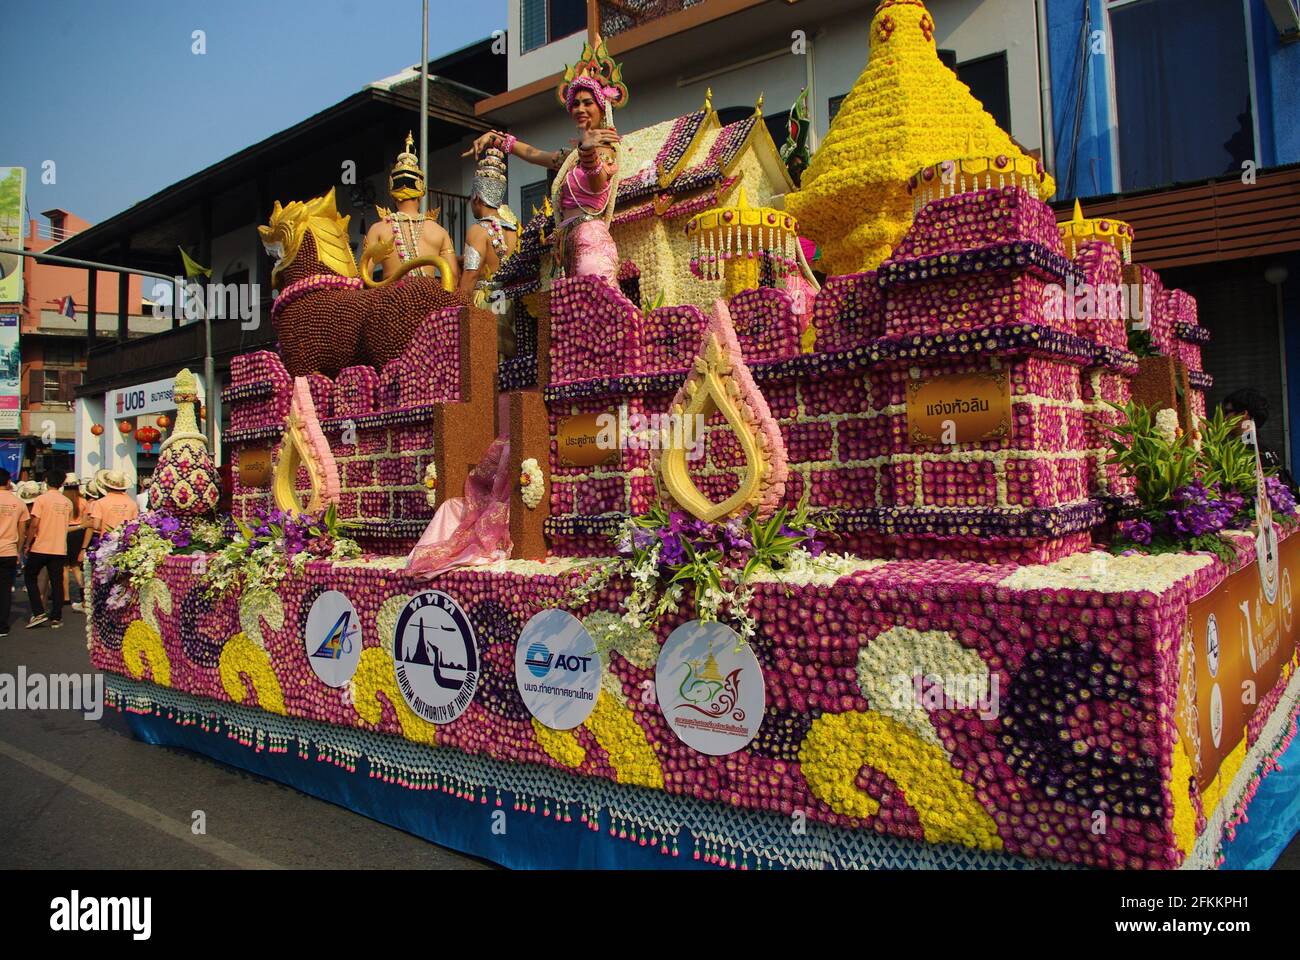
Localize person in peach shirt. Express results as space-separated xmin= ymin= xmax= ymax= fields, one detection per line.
xmin=0 ymin=468 xmax=30 ymax=638
xmin=22 ymin=467 xmax=73 ymax=628
xmin=90 ymin=469 xmax=140 ymax=536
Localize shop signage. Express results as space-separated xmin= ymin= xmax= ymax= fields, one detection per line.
xmin=304 ymin=590 xmax=362 ymax=688
xmin=655 ymin=620 xmax=764 ymax=755
xmin=557 ymin=411 xmax=617 ymax=467
xmin=392 ymin=591 xmax=479 ymax=724
xmin=0 ymin=314 xmax=18 ymax=432
xmin=1177 ymin=532 xmax=1300 ymax=792
xmin=0 ymin=168 xmax=24 ymax=303
xmin=906 ymin=370 xmax=1011 ymax=444
xmin=514 ymin=609 xmax=601 ymax=729
xmin=107 ymin=375 xmax=205 ymax=421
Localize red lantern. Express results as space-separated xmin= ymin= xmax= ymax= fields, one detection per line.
xmin=90 ymin=423 xmax=104 ymax=437
xmin=199 ymin=404 xmax=206 ymax=421
xmin=118 ymin=421 xmax=133 ymax=435
xmin=137 ymin=426 xmax=161 ymax=446
xmin=156 ymin=415 xmax=170 ymax=430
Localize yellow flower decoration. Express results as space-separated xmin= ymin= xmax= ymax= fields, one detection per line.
xmin=123 ymin=619 xmax=172 ymax=687
xmin=533 ymin=717 xmax=586 ymax=768
xmin=218 ymin=632 xmax=287 ymax=715
xmin=352 ymin=646 xmax=437 ymax=746
xmin=785 ymin=0 xmax=1053 ymax=275
xmin=1169 ymin=734 xmax=1198 ymax=856
xmin=800 ymin=709 xmax=1002 ymax=849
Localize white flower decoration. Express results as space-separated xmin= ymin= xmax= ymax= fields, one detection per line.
xmin=519 ymin=458 xmax=544 ymax=509
xmin=422 ymin=462 xmax=438 ymax=507
xmin=1155 ymin=407 xmax=1180 ymax=444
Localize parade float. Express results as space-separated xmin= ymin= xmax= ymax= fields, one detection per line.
xmin=87 ymin=0 xmax=1300 ymax=870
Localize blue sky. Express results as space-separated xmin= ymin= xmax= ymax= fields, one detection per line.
xmin=3 ymin=0 xmax=507 ymax=229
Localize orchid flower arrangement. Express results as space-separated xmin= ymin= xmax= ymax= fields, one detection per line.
xmin=1103 ymin=401 xmax=1295 ymax=561
xmin=202 ymin=504 xmax=361 ymax=599
xmin=570 ymin=497 xmax=838 ymax=649
xmin=91 ymin=505 xmax=361 ymax=612
xmin=91 ymin=512 xmax=226 ymax=612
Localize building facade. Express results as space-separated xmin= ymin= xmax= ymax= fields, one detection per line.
xmin=1045 ymin=0 xmax=1300 ymax=470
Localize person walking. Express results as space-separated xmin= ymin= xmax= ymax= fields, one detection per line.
xmin=0 ymin=469 xmax=30 ymax=638
xmin=62 ymin=474 xmax=91 ymax=612
xmin=91 ymin=469 xmax=139 ymax=535
xmin=22 ymin=467 xmax=72 ymax=629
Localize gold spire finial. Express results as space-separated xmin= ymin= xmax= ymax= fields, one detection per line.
xmin=755 ymin=92 xmax=764 ymax=117
xmin=704 ymin=87 xmax=713 ymax=112
xmin=405 ymin=131 xmax=414 ymax=154
xmin=1072 ymin=198 xmax=1085 ymax=222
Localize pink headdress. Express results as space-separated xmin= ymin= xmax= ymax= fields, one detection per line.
xmin=557 ymin=37 xmax=628 ymax=121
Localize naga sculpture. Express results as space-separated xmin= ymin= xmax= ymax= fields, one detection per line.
xmin=258 ymin=187 xmax=463 ymax=377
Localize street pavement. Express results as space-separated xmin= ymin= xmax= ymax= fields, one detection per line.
xmin=0 ymin=584 xmax=489 ymax=870
xmin=0 ymin=581 xmax=1296 ymax=870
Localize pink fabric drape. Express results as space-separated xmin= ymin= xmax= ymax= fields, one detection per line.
xmin=407 ymin=435 xmax=513 ymax=578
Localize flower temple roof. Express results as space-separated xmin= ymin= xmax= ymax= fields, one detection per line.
xmin=495 ymin=96 xmax=791 ymax=298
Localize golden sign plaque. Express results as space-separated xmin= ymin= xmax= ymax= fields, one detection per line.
xmin=557 ymin=412 xmax=618 ymax=468
xmin=238 ymin=446 xmax=274 ymax=488
xmin=906 ymin=371 xmax=1011 ymax=445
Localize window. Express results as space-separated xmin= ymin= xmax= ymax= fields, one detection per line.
xmin=521 ymin=0 xmax=586 ymax=53
xmin=42 ymin=370 xmax=60 ymax=403
xmin=1108 ymin=0 xmax=1254 ymax=191
xmin=43 ymin=340 xmax=79 ymax=367
xmin=519 ymin=179 xmax=551 ymax=220
xmin=957 ymin=52 xmax=1011 ymax=139
xmin=828 ymin=94 xmax=846 ymax=123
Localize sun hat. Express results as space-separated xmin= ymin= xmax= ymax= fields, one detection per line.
xmin=99 ymin=469 xmax=130 ymax=492
xmin=16 ymin=480 xmax=42 ymax=503
xmin=63 ymin=472 xmax=79 ymax=488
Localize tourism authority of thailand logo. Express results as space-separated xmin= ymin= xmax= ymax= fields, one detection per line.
xmin=392 ymin=591 xmax=479 ymax=724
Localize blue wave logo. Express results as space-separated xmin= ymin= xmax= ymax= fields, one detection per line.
xmin=524 ymin=642 xmax=552 ymax=678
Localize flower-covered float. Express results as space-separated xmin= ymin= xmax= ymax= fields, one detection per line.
xmin=88 ymin=0 xmax=1300 ymax=870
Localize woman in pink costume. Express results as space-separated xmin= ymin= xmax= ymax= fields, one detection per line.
xmin=407 ymin=434 xmax=513 ymax=578
xmin=467 ymin=37 xmax=627 ymax=286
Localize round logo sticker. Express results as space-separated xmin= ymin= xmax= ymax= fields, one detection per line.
xmin=1205 ymin=613 xmax=1220 ymax=679
xmin=655 ymin=620 xmax=764 ymax=756
xmin=392 ymin=591 xmax=479 ymax=724
xmin=515 ymin=609 xmax=601 ymax=729
xmin=304 ymin=590 xmax=363 ymax=688
xmin=1256 ymin=520 xmax=1280 ymax=605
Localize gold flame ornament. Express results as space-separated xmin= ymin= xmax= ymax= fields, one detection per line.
xmin=273 ymin=377 xmax=341 ymax=515
xmin=686 ymin=188 xmax=800 ymax=297
xmin=657 ymin=300 xmax=788 ymax=521
xmin=1059 ymin=198 xmax=1134 ymax=263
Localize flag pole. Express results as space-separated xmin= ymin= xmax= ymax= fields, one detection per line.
xmin=419 ymin=0 xmax=429 ymax=216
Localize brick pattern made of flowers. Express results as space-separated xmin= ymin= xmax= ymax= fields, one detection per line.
xmin=85 ymin=534 xmax=1291 ymax=870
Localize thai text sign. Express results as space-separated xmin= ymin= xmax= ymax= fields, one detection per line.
xmin=556 ymin=411 xmax=618 ymax=467
xmin=906 ymin=370 xmax=1011 ymax=444
xmin=1177 ymin=530 xmax=1300 ymax=793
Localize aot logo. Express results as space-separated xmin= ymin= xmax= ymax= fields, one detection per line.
xmin=524 ymin=640 xmax=592 ymax=678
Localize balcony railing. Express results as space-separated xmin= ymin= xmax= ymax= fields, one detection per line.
xmin=598 ymin=0 xmax=708 ymax=40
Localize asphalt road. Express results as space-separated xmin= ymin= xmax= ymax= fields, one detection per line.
xmin=0 ymin=581 xmax=1295 ymax=870
xmin=0 ymin=585 xmax=489 ymax=870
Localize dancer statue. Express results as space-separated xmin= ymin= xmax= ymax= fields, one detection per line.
xmin=465 ymin=37 xmax=626 ymax=287
xmin=457 ymin=145 xmax=519 ymax=310
xmin=365 ymin=133 xmax=460 ymax=288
